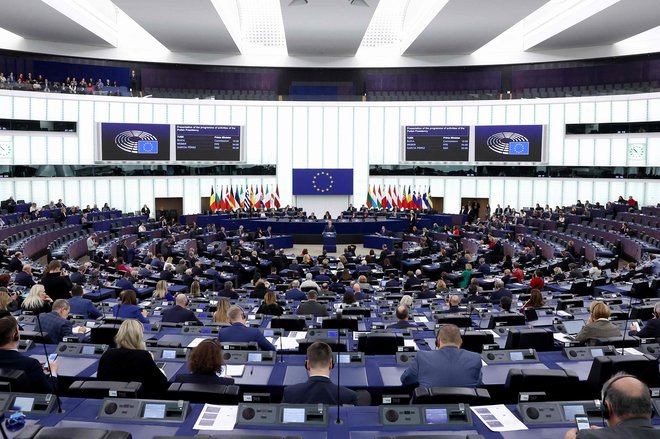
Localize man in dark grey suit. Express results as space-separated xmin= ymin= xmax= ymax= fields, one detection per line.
xmin=562 ymin=373 xmax=657 ymax=439
xmin=400 ymin=324 xmax=482 ymax=388
xmin=296 ymin=291 xmax=328 ymax=317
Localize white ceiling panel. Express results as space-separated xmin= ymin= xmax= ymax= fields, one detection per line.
xmin=405 ymin=0 xmax=550 ymax=55
xmin=113 ymin=0 xmax=239 ymax=53
xmin=531 ymin=0 xmax=660 ymax=49
xmin=280 ymin=0 xmax=381 ymax=56
xmin=0 ymin=0 xmax=114 ymax=46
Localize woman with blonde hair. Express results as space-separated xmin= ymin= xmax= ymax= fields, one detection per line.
xmin=213 ymin=298 xmax=231 ymax=324
xmin=97 ymin=320 xmax=168 ymax=398
xmin=21 ymin=284 xmax=53 ymax=315
xmin=574 ymin=301 xmax=620 ymax=343
xmin=153 ymin=280 xmax=175 ymax=301
xmin=399 ymin=295 xmax=414 ymax=308
xmin=257 ymin=291 xmax=283 ymax=316
xmin=189 ymin=281 xmax=201 ymax=298
xmin=357 ymin=274 xmax=372 ymax=292
xmin=0 ymin=291 xmax=12 ymax=318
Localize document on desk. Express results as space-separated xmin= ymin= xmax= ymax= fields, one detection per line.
xmin=187 ymin=337 xmax=212 ymax=348
xmin=413 ymin=316 xmax=429 ymax=323
xmin=471 ymin=404 xmax=527 ymax=432
xmin=288 ymin=331 xmax=307 ymax=340
xmin=225 ymin=365 xmax=245 ymax=377
xmin=270 ymin=336 xmax=300 ymax=350
xmin=403 ymin=339 xmax=418 ymax=350
xmin=193 ymin=404 xmax=238 ymax=431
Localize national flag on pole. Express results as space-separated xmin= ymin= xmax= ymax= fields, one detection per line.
xmin=265 ymin=185 xmax=271 ymax=209
xmin=366 ymin=185 xmax=373 ymax=208
xmin=427 ymin=187 xmax=434 ymax=210
xmin=393 ymin=186 xmax=400 ymax=209
xmin=411 ymin=191 xmax=418 ymax=210
xmin=210 ymin=187 xmax=220 ymax=211
xmin=406 ymin=186 xmax=412 ymax=209
xmin=386 ymin=186 xmax=393 ymax=209
xmin=249 ymin=185 xmax=255 ymax=207
xmin=274 ymin=185 xmax=281 ymax=208
xmin=219 ymin=186 xmax=226 ymax=211
xmin=380 ymin=186 xmax=387 ymax=210
xmin=239 ymin=187 xmax=245 ymax=208
xmin=375 ymin=186 xmax=382 ymax=209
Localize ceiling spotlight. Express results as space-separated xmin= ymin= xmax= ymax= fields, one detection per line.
xmin=288 ymin=0 xmax=308 ymax=5
xmin=350 ymin=0 xmax=369 ymax=6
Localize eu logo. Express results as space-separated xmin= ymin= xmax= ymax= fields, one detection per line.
xmin=312 ymin=172 xmax=334 ymax=193
xmin=508 ymin=142 xmax=529 ymax=155
xmin=138 ymin=140 xmax=159 ymax=154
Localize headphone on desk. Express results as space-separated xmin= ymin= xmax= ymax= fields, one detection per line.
xmin=600 ymin=374 xmax=637 ymax=420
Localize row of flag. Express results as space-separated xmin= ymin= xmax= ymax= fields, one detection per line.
xmin=210 ymin=185 xmax=281 ymax=211
xmin=366 ymin=185 xmax=434 ymax=210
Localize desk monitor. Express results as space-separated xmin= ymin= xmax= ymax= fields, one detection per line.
xmin=563 ymin=404 xmax=586 ymax=421
xmin=81 ymin=345 xmax=96 ymax=355
xmin=424 ymin=408 xmax=449 ymax=424
xmin=248 ymin=352 xmax=263 ymax=363
xmin=281 ymin=407 xmax=306 ymax=423
xmin=142 ymin=403 xmax=167 ymax=419
xmin=162 ymin=350 xmax=177 ymax=360
xmin=563 ymin=319 xmax=585 ymax=335
xmin=510 ymin=351 xmax=524 ymax=361
xmin=12 ymin=396 xmax=34 ymax=412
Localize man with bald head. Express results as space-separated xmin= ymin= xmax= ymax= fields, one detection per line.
xmin=161 ymin=294 xmax=201 ymax=325
xmin=563 ymin=373 xmax=656 ymax=438
xmin=445 ymin=294 xmax=462 ymax=313
xmin=400 ymin=324 xmax=482 ymax=388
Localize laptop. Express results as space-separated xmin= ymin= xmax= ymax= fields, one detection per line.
xmin=561 ymin=319 xmax=585 ymax=337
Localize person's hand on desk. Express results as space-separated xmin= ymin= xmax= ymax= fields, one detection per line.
xmin=563 ymin=425 xmax=602 ymax=438
xmin=141 ymin=309 xmax=149 ymax=317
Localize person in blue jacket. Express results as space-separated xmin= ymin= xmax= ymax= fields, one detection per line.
xmin=112 ymin=289 xmax=149 ymax=324
xmin=217 ymin=305 xmax=275 ymax=351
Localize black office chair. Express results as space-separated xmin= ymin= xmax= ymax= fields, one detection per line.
xmin=167 ymin=383 xmax=240 ymax=404
xmin=297 ymin=340 xmax=347 ymax=353
xmin=412 ymin=387 xmax=491 ymax=405
xmin=569 ymin=280 xmax=590 ymax=296
xmin=505 ymin=328 xmax=555 ymax=351
xmin=435 ymin=314 xmax=473 ymax=328
xmin=461 ymin=332 xmax=495 ymax=354
xmin=487 ymin=313 xmax=525 ymax=329
xmin=505 ymin=369 xmax=581 ymax=402
xmin=90 ymin=325 xmax=120 ymax=348
xmin=341 ymin=307 xmax=372 ymax=317
xmin=321 ymin=316 xmax=359 ymax=331
xmin=629 ymin=280 xmax=653 ymax=299
xmin=629 ymin=305 xmax=656 ymax=321
xmin=357 ymin=333 xmax=403 ymax=355
xmin=67 ymin=381 xmax=142 ymax=399
xmin=557 ymin=299 xmax=584 ymax=311
xmin=586 ymin=354 xmax=659 ymax=397
xmin=30 ymin=427 xmax=132 ymax=439
xmin=0 ymin=369 xmax=29 ymax=393
xmin=270 ymin=316 xmax=307 ymax=331
xmin=587 ymin=336 xmax=640 ymax=349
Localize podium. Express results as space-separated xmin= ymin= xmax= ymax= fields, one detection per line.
xmin=322 ymin=232 xmax=337 ymax=253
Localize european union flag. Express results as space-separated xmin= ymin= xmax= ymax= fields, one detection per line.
xmin=292 ymin=169 xmax=353 ymax=195
xmin=509 ymin=141 xmax=529 ymax=155
xmin=138 ymin=140 xmax=158 ymax=154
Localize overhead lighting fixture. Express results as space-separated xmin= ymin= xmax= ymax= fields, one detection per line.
xmin=351 ymin=0 xmax=369 ymax=6
xmin=288 ymin=0 xmax=308 ymax=5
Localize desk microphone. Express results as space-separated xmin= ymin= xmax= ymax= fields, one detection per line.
xmin=462 ymin=300 xmax=476 ymax=337
xmin=35 ymin=313 xmax=62 ymax=414
xmin=618 ymin=294 xmax=635 ymax=355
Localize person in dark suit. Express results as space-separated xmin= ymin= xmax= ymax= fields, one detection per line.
xmin=445 ymin=294 xmax=462 ymax=313
xmin=112 ymin=290 xmax=149 ymax=323
xmin=35 ymin=299 xmax=81 ymax=344
xmin=388 ymin=305 xmax=417 ymax=329
xmin=256 ymin=291 xmax=283 ymax=316
xmin=68 ymin=285 xmax=102 ymax=319
xmin=217 ymin=281 xmax=239 ymax=299
xmin=628 ymin=302 xmax=660 ymax=338
xmin=174 ymin=339 xmax=234 ymax=386
xmin=115 ymin=271 xmax=137 ymax=293
xmin=401 ymin=324 xmax=482 ymax=388
xmin=218 ymin=305 xmax=276 ymax=351
xmin=489 ymin=279 xmax=512 ymax=304
xmin=7 ymin=252 xmax=23 ymax=273
xmin=97 ymin=319 xmax=168 ymax=398
xmin=0 ymin=317 xmax=58 ymax=394
xmin=14 ymin=264 xmax=36 ymax=288
xmin=562 ymin=374 xmax=657 ymax=439
xmin=116 ymin=239 xmax=128 ymax=262
xmin=282 ymin=341 xmax=358 ymax=405
xmin=323 ymin=220 xmax=336 ymax=233
xmin=403 ymin=270 xmax=422 ymax=290
xmin=40 ymin=260 xmax=73 ymax=301
xmin=385 ymin=273 xmax=401 ymax=288
xmin=284 ymin=280 xmax=306 ymax=301
xmin=296 ymin=290 xmax=328 ymax=317
xmin=162 ymin=294 xmax=201 ymax=325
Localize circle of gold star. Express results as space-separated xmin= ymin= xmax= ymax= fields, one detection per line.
xmin=312 ymin=171 xmax=334 ymax=193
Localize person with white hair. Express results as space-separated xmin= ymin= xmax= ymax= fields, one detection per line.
xmin=300 ymin=272 xmax=320 ymax=291
xmin=399 ymin=295 xmax=414 ymax=308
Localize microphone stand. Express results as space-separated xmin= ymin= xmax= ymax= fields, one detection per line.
xmin=618 ymin=294 xmax=635 ymax=355
xmin=35 ymin=313 xmax=62 ymax=413
xmin=335 ymin=309 xmax=342 ymax=424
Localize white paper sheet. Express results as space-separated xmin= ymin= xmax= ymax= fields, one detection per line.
xmin=225 ymin=365 xmax=245 ymax=377
xmin=413 ymin=316 xmax=429 ymax=323
xmin=272 ymin=336 xmax=300 ymax=350
xmin=471 ymin=404 xmax=528 ymax=432
xmin=193 ymin=404 xmax=238 ymax=431
xmin=403 ymin=339 xmax=418 ymax=350
xmin=187 ymin=337 xmax=212 ymax=348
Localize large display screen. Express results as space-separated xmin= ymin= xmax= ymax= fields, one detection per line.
xmin=404 ymin=126 xmax=470 ymax=161
xmin=474 ymin=125 xmax=544 ymax=162
xmin=175 ymin=125 xmax=242 ymax=161
xmin=99 ymin=122 xmax=170 ymax=161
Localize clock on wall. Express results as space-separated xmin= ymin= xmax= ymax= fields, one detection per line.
xmin=627 ymin=143 xmax=646 ymax=161
xmin=0 ymin=141 xmax=12 ymax=161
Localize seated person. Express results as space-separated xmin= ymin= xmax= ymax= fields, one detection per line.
xmin=574 ymin=301 xmax=621 ymax=344
xmin=36 ymin=299 xmax=87 ymax=344
xmin=218 ymin=306 xmax=276 ymax=351
xmin=388 ymin=305 xmax=417 ymax=329
xmin=217 ymin=281 xmax=239 ymax=299
xmin=562 ymin=373 xmax=656 ymax=439
xmin=174 ymin=339 xmax=235 ymax=386
xmin=489 ymin=279 xmax=512 ymax=303
xmin=282 ymin=341 xmax=357 ymax=405
xmin=68 ymin=284 xmax=102 ymax=319
xmin=153 ymin=280 xmax=175 ymax=302
xmin=400 ymin=324 xmax=482 ymax=388
xmin=256 ymin=291 xmax=284 ymax=316
xmin=284 ymin=280 xmax=306 ymax=301
xmin=628 ymin=302 xmax=660 ymax=338
xmin=112 ymin=290 xmax=149 ymax=324
xmin=296 ymin=290 xmax=328 ymax=317
xmin=161 ymin=294 xmax=201 ymax=325
xmin=445 ymin=294 xmax=461 ymax=313
xmin=458 ymin=264 xmax=473 ymax=288
xmin=499 ymin=296 xmax=513 ymax=312
xmin=0 ymin=316 xmax=57 ymax=394
xmin=97 ymin=320 xmax=168 ymax=398
xmin=21 ymin=284 xmax=53 ymax=315
xmin=520 ymin=288 xmax=544 ymax=311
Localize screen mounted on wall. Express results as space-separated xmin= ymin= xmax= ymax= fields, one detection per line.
xmin=474 ymin=125 xmax=544 ymax=162
xmin=175 ymin=125 xmax=242 ymax=161
xmin=404 ymin=125 xmax=470 ymax=162
xmin=98 ymin=122 xmax=170 ymax=161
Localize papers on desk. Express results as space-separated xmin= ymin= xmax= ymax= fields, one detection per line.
xmin=623 ymin=347 xmax=645 ymax=356
xmin=222 ymin=365 xmax=245 ymax=377
xmin=269 ymin=336 xmax=300 ymax=350
xmin=478 ymin=329 xmax=500 ymax=339
xmin=193 ymin=404 xmax=238 ymax=431
xmin=353 ymin=331 xmax=368 ymax=341
xmin=413 ymin=316 xmax=429 ymax=323
xmin=471 ymin=405 xmax=528 ymax=432
xmin=403 ymin=339 xmax=417 ymax=351
xmin=187 ymin=337 xmax=212 ymax=348
xmin=553 ymin=333 xmax=575 ymax=343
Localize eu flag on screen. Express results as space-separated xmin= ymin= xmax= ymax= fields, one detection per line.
xmin=138 ymin=140 xmax=159 ymax=154
xmin=508 ymin=141 xmax=529 ymax=155
xmin=292 ymin=169 xmax=353 ymax=195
